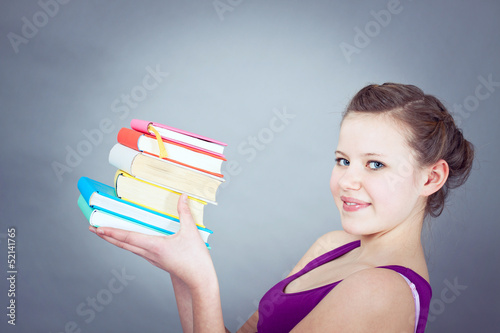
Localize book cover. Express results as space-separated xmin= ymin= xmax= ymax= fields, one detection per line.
xmin=78 ymin=194 xmax=211 ymax=248
xmin=114 ymin=170 xmax=207 ymax=227
xmin=78 ymin=194 xmax=174 ymax=236
xmin=77 ymin=176 xmax=213 ymax=241
xmin=108 ymin=144 xmax=223 ymax=204
xmin=131 ymin=119 xmax=227 ymax=155
xmin=117 ymin=127 xmax=225 ymax=177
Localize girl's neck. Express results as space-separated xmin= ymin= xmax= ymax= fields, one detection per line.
xmin=354 ymin=213 xmax=425 ymax=266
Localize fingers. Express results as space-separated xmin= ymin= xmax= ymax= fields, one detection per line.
xmin=89 ymin=225 xmax=159 ymax=252
xmin=89 ymin=226 xmax=162 ymax=266
xmin=100 ymin=233 xmax=149 ymax=257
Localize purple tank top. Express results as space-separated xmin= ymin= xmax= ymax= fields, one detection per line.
xmin=256 ymin=240 xmax=432 ymax=332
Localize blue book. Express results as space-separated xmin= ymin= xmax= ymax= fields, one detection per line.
xmin=77 ymin=177 xmax=212 ymax=244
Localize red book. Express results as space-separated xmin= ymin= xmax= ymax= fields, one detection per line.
xmin=117 ymin=127 xmax=225 ymax=178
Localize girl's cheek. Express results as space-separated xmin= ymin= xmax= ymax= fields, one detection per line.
xmin=330 ymin=174 xmax=343 ymax=197
xmin=329 ymin=171 xmax=338 ymax=191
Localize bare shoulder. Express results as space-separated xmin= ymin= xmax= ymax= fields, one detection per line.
xmin=306 ymin=230 xmax=359 ymax=259
xmin=315 ymin=230 xmax=359 ymax=251
xmin=288 ymin=230 xmax=358 ymax=276
xmin=290 ymin=268 xmax=415 ymax=332
xmin=334 ymin=267 xmax=416 ymax=302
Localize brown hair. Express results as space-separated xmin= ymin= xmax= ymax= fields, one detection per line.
xmin=343 ymin=83 xmax=474 ymax=218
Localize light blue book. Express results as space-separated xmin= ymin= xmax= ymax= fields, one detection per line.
xmin=77 ymin=177 xmax=212 ymax=246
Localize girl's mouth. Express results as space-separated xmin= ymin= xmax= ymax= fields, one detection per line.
xmin=341 ymin=196 xmax=371 ymax=212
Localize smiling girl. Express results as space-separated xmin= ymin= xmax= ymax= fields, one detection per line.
xmin=90 ymin=83 xmax=474 ymax=332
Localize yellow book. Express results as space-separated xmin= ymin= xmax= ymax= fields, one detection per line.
xmin=114 ymin=170 xmax=207 ymax=228
xmin=109 ymin=143 xmax=223 ymax=204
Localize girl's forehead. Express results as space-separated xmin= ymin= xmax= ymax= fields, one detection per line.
xmin=338 ymin=113 xmax=410 ymax=155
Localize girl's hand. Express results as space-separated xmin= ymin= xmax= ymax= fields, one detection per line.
xmin=89 ymin=194 xmax=215 ymax=289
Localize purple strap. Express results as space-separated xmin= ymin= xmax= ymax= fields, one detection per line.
xmin=256 ymin=240 xmax=432 ymax=333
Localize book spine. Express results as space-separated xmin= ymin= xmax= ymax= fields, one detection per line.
xmin=77 ymin=194 xmax=93 ymax=221
xmin=117 ymin=127 xmax=142 ymax=151
xmin=108 ymin=143 xmax=137 ymax=174
xmin=130 ymin=119 xmax=151 ymax=134
xmin=77 ymin=177 xmax=95 ymax=205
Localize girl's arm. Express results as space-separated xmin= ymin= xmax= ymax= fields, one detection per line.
xmin=172 ymin=275 xmax=233 ymax=333
xmin=236 ymin=311 xmax=259 ymax=333
xmin=171 ymin=274 xmax=193 ymax=332
xmin=89 ymin=194 xmax=226 ymax=333
xmin=289 ymin=268 xmax=416 ymax=332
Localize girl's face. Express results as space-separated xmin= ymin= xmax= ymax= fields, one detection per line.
xmin=330 ymin=113 xmax=427 ymax=236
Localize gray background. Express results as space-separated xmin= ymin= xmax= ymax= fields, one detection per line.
xmin=1 ymin=0 xmax=499 ymax=332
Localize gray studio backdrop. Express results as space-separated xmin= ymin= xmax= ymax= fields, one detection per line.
xmin=1 ymin=0 xmax=499 ymax=332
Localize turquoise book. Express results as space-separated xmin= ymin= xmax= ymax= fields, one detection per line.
xmin=77 ymin=177 xmax=212 ymax=244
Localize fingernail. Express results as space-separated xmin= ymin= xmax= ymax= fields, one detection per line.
xmin=182 ymin=194 xmax=188 ymax=203
xmin=89 ymin=226 xmax=96 ymax=234
xmin=97 ymin=228 xmax=104 ymax=235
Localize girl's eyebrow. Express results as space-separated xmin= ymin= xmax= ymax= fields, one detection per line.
xmin=335 ymin=150 xmax=385 ymax=157
xmin=363 ymin=152 xmax=385 ymax=157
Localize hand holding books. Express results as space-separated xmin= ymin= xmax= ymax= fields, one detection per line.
xmin=89 ymin=194 xmax=216 ymax=288
xmin=77 ymin=119 xmax=227 ymax=249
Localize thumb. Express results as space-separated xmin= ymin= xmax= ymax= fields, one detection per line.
xmin=177 ymin=194 xmax=198 ymax=231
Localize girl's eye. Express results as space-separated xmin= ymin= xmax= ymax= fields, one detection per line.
xmin=335 ymin=158 xmax=350 ymax=167
xmin=367 ymin=161 xmax=384 ymax=170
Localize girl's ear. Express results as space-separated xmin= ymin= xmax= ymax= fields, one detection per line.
xmin=421 ymin=159 xmax=449 ymax=197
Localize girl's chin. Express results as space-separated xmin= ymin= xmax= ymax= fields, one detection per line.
xmin=341 ymin=219 xmax=375 ymax=236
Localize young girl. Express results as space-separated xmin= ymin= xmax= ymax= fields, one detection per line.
xmin=89 ymin=83 xmax=474 ymax=332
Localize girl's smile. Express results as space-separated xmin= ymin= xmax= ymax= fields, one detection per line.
xmin=341 ymin=196 xmax=371 ymax=212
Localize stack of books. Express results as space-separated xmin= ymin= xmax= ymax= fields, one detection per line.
xmin=77 ymin=119 xmax=227 ymax=248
